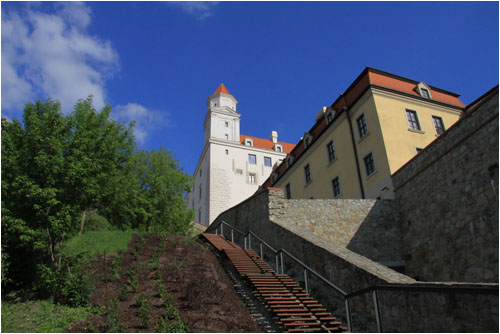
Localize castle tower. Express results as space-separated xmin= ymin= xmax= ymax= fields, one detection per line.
xmin=204 ymin=83 xmax=240 ymax=143
xmin=187 ymin=83 xmax=293 ymax=226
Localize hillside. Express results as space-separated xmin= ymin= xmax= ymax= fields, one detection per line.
xmin=66 ymin=233 xmax=262 ymax=332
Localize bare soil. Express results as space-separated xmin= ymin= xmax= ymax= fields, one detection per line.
xmin=65 ymin=234 xmax=263 ymax=333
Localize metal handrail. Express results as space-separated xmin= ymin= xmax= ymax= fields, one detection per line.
xmin=211 ymin=220 xmax=354 ymax=331
xmin=209 ymin=220 xmax=499 ymax=333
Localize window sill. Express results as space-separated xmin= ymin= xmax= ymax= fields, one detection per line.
xmin=408 ymin=128 xmax=425 ymax=134
xmin=366 ymin=169 xmax=378 ymax=180
xmin=327 ymin=157 xmax=338 ymax=167
xmin=358 ymin=131 xmax=371 ymax=144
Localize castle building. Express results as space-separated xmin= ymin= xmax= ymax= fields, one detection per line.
xmin=263 ymin=67 xmax=466 ymax=199
xmin=186 ymin=84 xmax=294 ymax=225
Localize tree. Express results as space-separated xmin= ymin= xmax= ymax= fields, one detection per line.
xmin=102 ymin=147 xmax=194 ymax=233
xmin=64 ymin=97 xmax=135 ymax=235
xmin=1 ymin=100 xmax=74 ymax=289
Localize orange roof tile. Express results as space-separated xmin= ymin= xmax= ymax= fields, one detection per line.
xmin=213 ymin=83 xmax=230 ymax=95
xmin=240 ymin=134 xmax=295 ymax=154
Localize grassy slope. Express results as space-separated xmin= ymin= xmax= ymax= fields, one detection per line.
xmin=1 ymin=230 xmax=134 ymax=333
xmin=1 ymin=301 xmax=98 ymax=333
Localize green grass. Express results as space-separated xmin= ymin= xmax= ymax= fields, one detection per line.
xmin=61 ymin=230 xmax=135 ymax=262
xmin=1 ymin=300 xmax=98 ymax=333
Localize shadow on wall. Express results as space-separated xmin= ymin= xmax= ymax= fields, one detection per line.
xmin=345 ymin=200 xmax=406 ymax=273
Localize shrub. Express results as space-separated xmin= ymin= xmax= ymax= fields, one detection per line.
xmin=84 ymin=213 xmax=112 ymax=232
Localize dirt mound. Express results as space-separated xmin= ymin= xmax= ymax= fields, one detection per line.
xmin=66 ymin=234 xmax=263 ymax=333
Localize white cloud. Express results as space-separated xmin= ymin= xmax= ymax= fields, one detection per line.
xmin=169 ymin=1 xmax=219 ymax=19
xmin=1 ymin=2 xmax=118 ymax=114
xmin=113 ymin=103 xmax=169 ymax=146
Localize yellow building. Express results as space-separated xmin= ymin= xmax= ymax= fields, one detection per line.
xmin=264 ymin=67 xmax=466 ymax=199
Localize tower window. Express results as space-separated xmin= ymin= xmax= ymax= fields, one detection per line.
xmin=357 ymin=114 xmax=368 ymax=138
xmin=432 ymin=116 xmax=445 ymax=135
xmin=248 ymin=154 xmax=256 ymax=164
xmin=406 ymin=109 xmax=421 ymax=131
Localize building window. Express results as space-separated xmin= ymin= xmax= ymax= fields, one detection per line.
xmin=264 ymin=157 xmax=272 ymax=167
xmin=406 ymin=109 xmax=421 ymax=131
xmin=199 ymin=185 xmax=202 ymax=198
xmin=225 ymin=121 xmax=229 ymax=127
xmin=326 ymin=112 xmax=333 ymax=123
xmin=225 ymin=134 xmax=229 ymax=140
xmin=432 ymin=116 xmax=445 ymax=135
xmin=248 ymin=173 xmax=256 ymax=184
xmin=199 ymin=168 xmax=202 ymax=177
xmin=248 ymin=154 xmax=256 ymax=164
xmin=364 ymin=153 xmax=376 ymax=176
xmin=420 ymin=88 xmax=430 ymax=99
xmin=357 ymin=114 xmax=368 ymax=138
xmin=416 ymin=147 xmax=424 ymax=154
xmin=245 ymin=139 xmax=253 ymax=146
xmin=225 ymin=149 xmax=229 ymax=155
xmin=304 ymin=164 xmax=312 ymax=184
xmin=198 ymin=209 xmax=201 ymax=222
xmin=332 ymin=177 xmax=341 ymax=197
xmin=285 ymin=183 xmax=291 ymax=199
xmin=275 ymin=144 xmax=282 ymax=152
xmin=326 ymin=140 xmax=336 ymax=163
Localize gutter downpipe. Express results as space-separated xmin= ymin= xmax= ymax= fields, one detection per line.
xmin=343 ymin=95 xmax=366 ymax=198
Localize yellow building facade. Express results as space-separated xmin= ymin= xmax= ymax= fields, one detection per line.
xmin=265 ymin=68 xmax=465 ymax=199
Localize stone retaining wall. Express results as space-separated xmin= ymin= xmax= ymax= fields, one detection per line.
xmin=393 ymin=87 xmax=499 ymax=283
xmin=268 ymin=192 xmax=403 ymax=266
xmin=206 ymin=188 xmax=498 ymax=332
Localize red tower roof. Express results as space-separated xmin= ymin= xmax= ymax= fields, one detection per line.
xmin=213 ymin=83 xmax=230 ymax=95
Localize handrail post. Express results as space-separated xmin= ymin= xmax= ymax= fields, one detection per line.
xmin=260 ymin=242 xmax=263 ymax=259
xmin=280 ymin=251 xmax=284 ymax=275
xmin=345 ymin=298 xmax=353 ymax=332
xmin=244 ymin=236 xmax=247 ymax=249
xmin=373 ymin=289 xmax=383 ymax=333
xmin=275 ymin=254 xmax=279 ymax=272
xmin=248 ymin=233 xmax=252 ymax=250
xmin=221 ymin=223 xmax=223 ymax=237
xmin=231 ymin=229 xmax=234 ymax=243
xmin=304 ymin=268 xmax=309 ymax=294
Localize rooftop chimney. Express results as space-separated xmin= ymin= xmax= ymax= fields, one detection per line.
xmin=271 ymin=131 xmax=278 ymax=144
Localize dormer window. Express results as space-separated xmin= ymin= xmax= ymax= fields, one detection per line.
xmin=326 ymin=110 xmax=334 ymax=124
xmin=303 ymin=133 xmax=313 ymax=149
xmin=286 ymin=155 xmax=294 ymax=168
xmin=274 ymin=144 xmax=283 ymax=152
xmin=421 ymin=88 xmax=430 ymax=99
xmin=417 ymin=82 xmax=432 ymax=99
xmin=245 ymin=138 xmax=253 ymax=147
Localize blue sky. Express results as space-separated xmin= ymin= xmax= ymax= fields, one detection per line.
xmin=2 ymin=1 xmax=498 ymax=175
